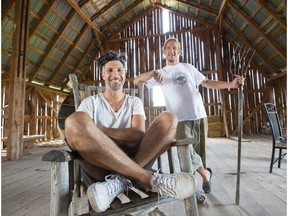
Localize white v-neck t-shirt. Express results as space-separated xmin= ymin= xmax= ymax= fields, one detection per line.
xmin=146 ymin=63 xmax=207 ymax=121
xmin=77 ymin=93 xmax=145 ymax=128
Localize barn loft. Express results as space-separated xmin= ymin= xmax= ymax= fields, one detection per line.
xmin=1 ymin=0 xmax=287 ymax=160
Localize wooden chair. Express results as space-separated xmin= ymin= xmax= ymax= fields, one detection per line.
xmin=42 ymin=73 xmax=199 ymax=216
xmin=263 ymin=103 xmax=287 ymax=173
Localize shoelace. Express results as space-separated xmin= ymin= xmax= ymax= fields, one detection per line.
xmin=152 ymin=171 xmax=177 ymax=199
xmin=104 ymin=174 xmax=132 ymax=197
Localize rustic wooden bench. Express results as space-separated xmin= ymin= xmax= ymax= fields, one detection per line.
xmin=2 ymin=134 xmax=45 ymax=155
xmin=42 ymin=73 xmax=199 ymax=216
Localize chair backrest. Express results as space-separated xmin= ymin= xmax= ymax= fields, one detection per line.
xmin=263 ymin=103 xmax=283 ymax=141
xmin=69 ymin=73 xmax=142 ymax=110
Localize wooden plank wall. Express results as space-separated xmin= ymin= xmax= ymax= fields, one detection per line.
xmin=1 ymin=81 xmax=67 ymax=147
xmin=108 ymin=8 xmax=286 ymax=135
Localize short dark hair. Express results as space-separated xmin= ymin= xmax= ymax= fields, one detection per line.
xmin=96 ymin=51 xmax=127 ymax=71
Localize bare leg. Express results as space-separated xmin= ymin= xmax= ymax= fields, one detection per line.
xmin=197 ymin=166 xmax=210 ymax=182
xmin=65 ymin=111 xmax=153 ymax=188
xmin=134 ymin=111 xmax=178 ymax=167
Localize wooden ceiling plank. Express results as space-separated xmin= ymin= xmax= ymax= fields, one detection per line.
xmin=254 ymin=0 xmax=286 ymax=29
xmin=28 ymin=9 xmax=77 ymax=82
xmin=60 ymin=38 xmax=97 ymax=90
xmin=1 ymin=0 xmax=15 ymax=21
xmin=66 ymin=0 xmax=103 ymax=48
xmin=29 ymin=0 xmax=57 ymax=37
xmin=175 ymin=0 xmax=218 ymax=17
xmin=101 ymin=0 xmax=144 ymax=33
xmin=214 ymin=0 xmax=229 ymax=25
xmin=155 ymin=4 xmax=214 ymax=26
xmin=45 ymin=23 xmax=90 ymax=86
xmin=223 ymin=19 xmax=279 ymax=74
xmin=91 ymin=0 xmax=121 ymax=21
xmin=229 ymin=1 xmax=286 ymax=60
xmin=79 ymin=0 xmax=90 ymax=8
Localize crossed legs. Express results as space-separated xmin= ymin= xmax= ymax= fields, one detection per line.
xmin=64 ymin=111 xmax=177 ymax=188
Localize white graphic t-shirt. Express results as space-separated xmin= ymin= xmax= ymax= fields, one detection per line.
xmin=146 ymin=63 xmax=207 ymax=121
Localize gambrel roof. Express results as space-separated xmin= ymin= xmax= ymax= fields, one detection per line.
xmin=2 ymin=0 xmax=286 ymax=92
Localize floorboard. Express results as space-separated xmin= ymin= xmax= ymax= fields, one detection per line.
xmin=2 ymin=135 xmax=286 ymax=216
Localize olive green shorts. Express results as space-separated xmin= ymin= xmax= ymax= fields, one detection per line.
xmin=176 ymin=118 xmax=208 ymax=172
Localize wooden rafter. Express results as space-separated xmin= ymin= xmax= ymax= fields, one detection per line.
xmin=28 ymin=9 xmax=77 ymax=82
xmin=66 ymin=0 xmax=103 ymax=47
xmin=229 ymin=1 xmax=286 ymax=60
xmin=91 ymin=0 xmax=121 ymax=21
xmin=45 ymin=23 xmax=90 ymax=86
xmin=175 ymin=0 xmax=218 ymax=17
xmin=214 ymin=0 xmax=228 ymax=25
xmin=155 ymin=4 xmax=214 ymax=26
xmin=29 ymin=0 xmax=58 ymax=37
xmin=254 ymin=0 xmax=286 ymax=29
xmin=101 ymin=0 xmax=144 ymax=33
xmin=60 ymin=38 xmax=97 ymax=90
xmin=223 ymin=19 xmax=279 ymax=74
xmin=1 ymin=0 xmax=15 ymax=21
xmin=110 ymin=26 xmax=214 ymax=42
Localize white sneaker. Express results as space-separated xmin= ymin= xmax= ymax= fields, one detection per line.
xmin=151 ymin=172 xmax=196 ymax=199
xmin=87 ymin=174 xmax=132 ymax=212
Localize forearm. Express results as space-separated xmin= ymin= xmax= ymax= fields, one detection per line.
xmin=133 ymin=71 xmax=155 ymax=85
xmin=201 ymin=79 xmax=237 ymax=89
xmin=100 ymin=127 xmax=144 ymax=143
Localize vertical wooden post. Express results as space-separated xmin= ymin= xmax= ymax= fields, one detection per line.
xmin=6 ymin=0 xmax=30 ymax=160
xmin=214 ymin=27 xmax=229 ymax=137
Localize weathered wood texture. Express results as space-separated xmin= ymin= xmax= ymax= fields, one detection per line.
xmin=2 ymin=135 xmax=286 ymax=216
xmin=106 ymin=8 xmax=286 ymax=136
xmin=1 ymin=81 xmax=68 ymax=154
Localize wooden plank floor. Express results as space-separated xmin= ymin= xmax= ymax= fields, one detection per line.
xmin=2 ymin=134 xmax=286 ymax=216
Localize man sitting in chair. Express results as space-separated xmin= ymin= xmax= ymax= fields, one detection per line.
xmin=64 ymin=51 xmax=196 ymax=213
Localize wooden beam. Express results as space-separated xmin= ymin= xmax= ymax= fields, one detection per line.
xmin=29 ymin=0 xmax=57 ymax=37
xmin=223 ymin=19 xmax=280 ymax=74
xmin=110 ymin=26 xmax=214 ymax=42
xmin=214 ymin=27 xmax=229 ymax=137
xmin=214 ymin=0 xmax=228 ymax=25
xmin=45 ymin=23 xmax=90 ymax=86
xmin=7 ymin=0 xmax=30 ymax=160
xmin=35 ymin=88 xmax=57 ymax=114
xmin=1 ymin=0 xmax=15 ymax=21
xmin=91 ymin=0 xmax=121 ymax=21
xmin=26 ymin=82 xmax=69 ymax=96
xmin=175 ymin=0 xmax=218 ymax=17
xmin=66 ymin=0 xmax=103 ymax=48
xmin=231 ymin=95 xmax=269 ymax=134
xmin=267 ymin=71 xmax=287 ymax=82
xmin=229 ymin=1 xmax=286 ymax=60
xmin=101 ymin=0 xmax=144 ymax=33
xmin=28 ymin=9 xmax=77 ymax=82
xmin=254 ymin=0 xmax=286 ymax=29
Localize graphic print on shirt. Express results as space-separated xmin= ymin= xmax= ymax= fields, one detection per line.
xmin=172 ymin=71 xmax=187 ymax=86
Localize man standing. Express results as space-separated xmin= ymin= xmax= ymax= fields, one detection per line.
xmin=134 ymin=38 xmax=244 ymax=202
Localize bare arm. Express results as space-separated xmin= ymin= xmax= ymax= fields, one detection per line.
xmin=99 ymin=114 xmax=145 ymax=147
xmin=133 ymin=70 xmax=163 ymax=85
xmin=201 ymin=77 xmax=245 ymax=89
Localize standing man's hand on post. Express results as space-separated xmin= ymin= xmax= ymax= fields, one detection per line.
xmin=232 ymin=76 xmax=245 ymax=87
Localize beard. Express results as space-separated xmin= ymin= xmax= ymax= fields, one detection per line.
xmin=108 ymin=77 xmax=124 ymax=91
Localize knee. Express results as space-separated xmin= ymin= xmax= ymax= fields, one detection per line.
xmin=157 ymin=111 xmax=178 ymax=129
xmin=65 ymin=111 xmax=91 ymax=133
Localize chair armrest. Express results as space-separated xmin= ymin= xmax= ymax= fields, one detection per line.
xmin=42 ymin=149 xmax=76 ymax=162
xmin=172 ymin=138 xmax=197 ymax=146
